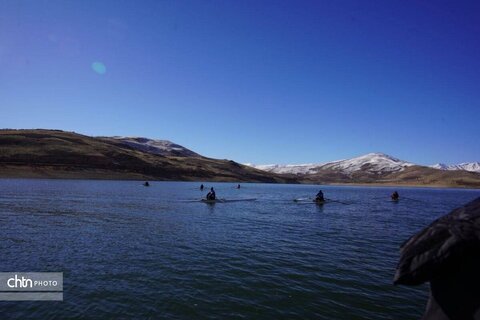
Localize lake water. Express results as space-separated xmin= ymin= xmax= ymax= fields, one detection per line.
xmin=0 ymin=179 xmax=478 ymax=319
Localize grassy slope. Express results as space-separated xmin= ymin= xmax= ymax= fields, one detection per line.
xmin=300 ymin=165 xmax=480 ymax=188
xmin=0 ymin=129 xmax=292 ymax=183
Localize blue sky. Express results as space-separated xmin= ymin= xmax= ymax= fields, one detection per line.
xmin=1 ymin=0 xmax=479 ymax=165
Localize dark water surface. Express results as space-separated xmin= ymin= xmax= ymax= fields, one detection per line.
xmin=0 ymin=179 xmax=478 ymax=319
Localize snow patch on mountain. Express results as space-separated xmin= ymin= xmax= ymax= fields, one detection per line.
xmin=247 ymin=163 xmax=323 ymax=175
xmin=110 ymin=136 xmax=199 ymax=157
xmin=430 ymin=162 xmax=480 ymax=173
xmin=431 ymin=163 xmax=448 ymax=170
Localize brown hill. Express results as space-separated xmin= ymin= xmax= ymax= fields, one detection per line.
xmin=300 ymin=165 xmax=480 ymax=188
xmin=0 ymin=129 xmax=292 ymax=183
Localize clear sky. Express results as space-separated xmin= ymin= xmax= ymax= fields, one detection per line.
xmin=1 ymin=0 xmax=479 ymax=165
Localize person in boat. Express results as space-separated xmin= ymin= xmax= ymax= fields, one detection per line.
xmin=315 ymin=190 xmax=324 ymax=202
xmin=237 ymin=184 xmax=241 ymax=189
xmin=200 ymin=184 xmax=204 ymax=190
xmin=143 ymin=181 xmax=150 ymax=187
xmin=206 ymin=187 xmax=216 ymax=200
xmin=391 ymin=191 xmax=399 ymax=200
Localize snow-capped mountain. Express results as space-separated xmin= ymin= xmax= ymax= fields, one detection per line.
xmin=318 ymin=153 xmax=415 ymax=174
xmin=108 ymin=136 xmax=200 ymax=157
xmin=247 ymin=153 xmax=415 ymax=175
xmin=430 ymin=162 xmax=480 ymax=173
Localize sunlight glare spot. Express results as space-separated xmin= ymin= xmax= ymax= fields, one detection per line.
xmin=91 ymin=62 xmax=106 ymax=75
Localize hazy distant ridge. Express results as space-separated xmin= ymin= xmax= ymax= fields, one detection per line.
xmin=430 ymin=162 xmax=480 ymax=173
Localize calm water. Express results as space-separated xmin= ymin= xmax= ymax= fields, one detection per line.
xmin=0 ymin=179 xmax=478 ymax=319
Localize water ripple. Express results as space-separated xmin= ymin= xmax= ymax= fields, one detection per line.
xmin=0 ymin=180 xmax=478 ymax=319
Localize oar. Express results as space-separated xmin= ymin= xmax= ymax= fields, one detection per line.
xmin=401 ymin=196 xmax=425 ymax=203
xmin=325 ymin=198 xmax=351 ymax=205
xmin=294 ymin=198 xmax=310 ymax=202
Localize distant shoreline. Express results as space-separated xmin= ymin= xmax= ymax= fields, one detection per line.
xmin=1 ymin=168 xmax=478 ymax=189
xmin=320 ymin=182 xmax=480 ymax=190
xmin=0 ymin=165 xmax=288 ymax=183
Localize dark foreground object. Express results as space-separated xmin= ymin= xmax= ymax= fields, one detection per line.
xmin=394 ymin=197 xmax=480 ymax=320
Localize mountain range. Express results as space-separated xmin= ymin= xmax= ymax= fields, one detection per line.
xmin=0 ymin=129 xmax=479 ymax=188
xmin=247 ymin=153 xmax=414 ymax=175
xmin=429 ymin=162 xmax=480 ymax=173
xmin=247 ymin=153 xmax=480 ymax=174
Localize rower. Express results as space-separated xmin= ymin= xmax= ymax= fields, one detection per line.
xmin=315 ymin=190 xmax=324 ymax=202
xmin=200 ymin=184 xmax=204 ymax=191
xmin=391 ymin=191 xmax=399 ymax=200
xmin=143 ymin=181 xmax=150 ymax=187
xmin=237 ymin=184 xmax=241 ymax=189
xmin=206 ymin=187 xmax=216 ymax=200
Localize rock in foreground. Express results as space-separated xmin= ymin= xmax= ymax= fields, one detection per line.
xmin=394 ymin=197 xmax=480 ymax=319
